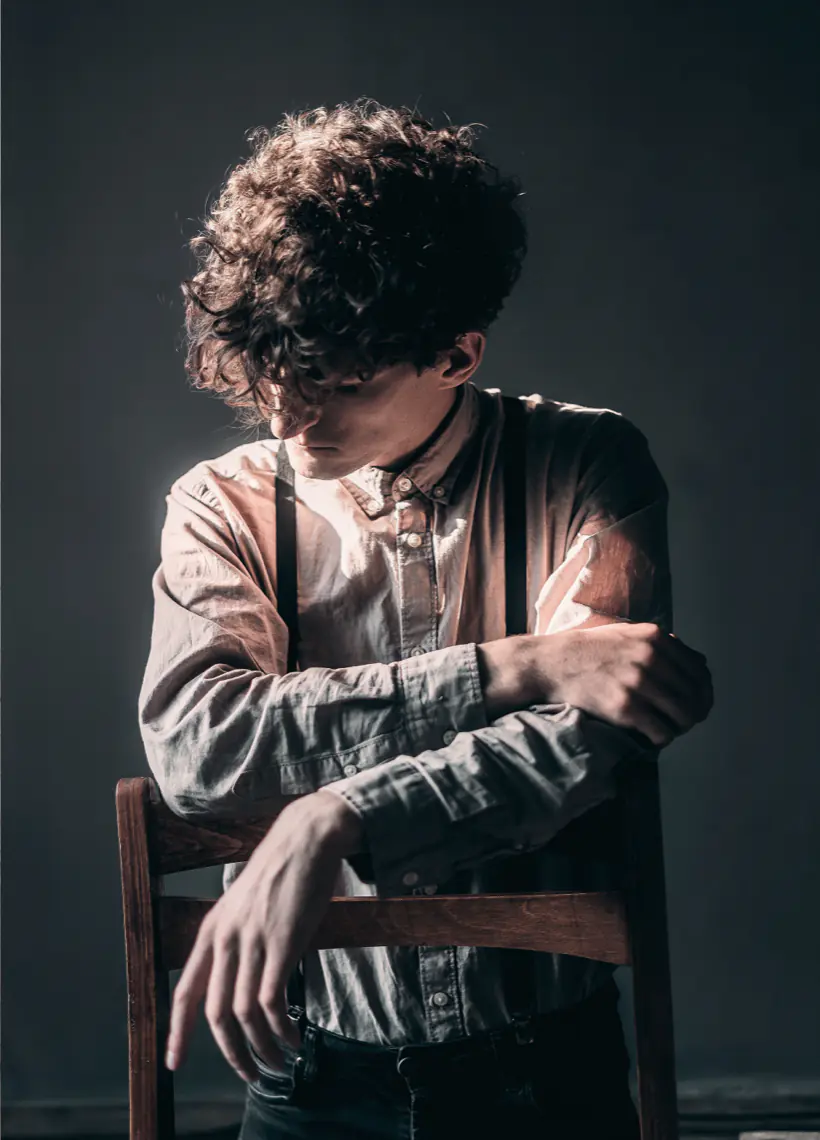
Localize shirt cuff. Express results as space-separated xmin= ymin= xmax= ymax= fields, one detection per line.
xmin=397 ymin=641 xmax=487 ymax=754
xmin=328 ymin=756 xmax=469 ymax=893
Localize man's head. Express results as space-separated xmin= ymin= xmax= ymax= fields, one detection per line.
xmin=183 ymin=98 xmax=527 ymax=477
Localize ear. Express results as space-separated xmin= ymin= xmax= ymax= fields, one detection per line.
xmin=438 ymin=331 xmax=486 ymax=387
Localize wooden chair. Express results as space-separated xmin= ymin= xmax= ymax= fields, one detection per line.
xmin=116 ymin=761 xmax=679 ymax=1140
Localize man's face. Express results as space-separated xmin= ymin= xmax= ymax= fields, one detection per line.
xmin=269 ymin=349 xmax=479 ymax=479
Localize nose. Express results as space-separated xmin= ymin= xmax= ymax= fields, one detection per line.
xmin=269 ymin=396 xmax=323 ymax=441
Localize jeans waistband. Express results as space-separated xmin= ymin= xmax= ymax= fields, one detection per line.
xmin=306 ymin=977 xmax=620 ymax=1072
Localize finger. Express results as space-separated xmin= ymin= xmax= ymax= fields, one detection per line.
xmin=637 ymin=648 xmax=713 ymax=722
xmin=636 ymin=636 xmax=711 ymax=715
xmin=233 ymin=940 xmax=285 ymax=1073
xmin=167 ymin=934 xmax=213 ymax=1071
xmin=655 ymin=632 xmax=710 ymax=685
xmin=259 ymin=956 xmax=302 ymax=1054
xmin=623 ymin=694 xmax=680 ymax=748
xmin=632 ymin=674 xmax=698 ymax=734
xmin=205 ymin=939 xmax=257 ymax=1083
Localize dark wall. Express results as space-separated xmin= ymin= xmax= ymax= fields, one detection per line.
xmin=3 ymin=0 xmax=819 ymax=1103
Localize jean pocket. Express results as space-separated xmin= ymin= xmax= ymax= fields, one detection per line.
xmin=248 ymin=1047 xmax=301 ymax=1105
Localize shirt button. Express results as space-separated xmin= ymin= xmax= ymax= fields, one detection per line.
xmin=367 ymin=499 xmax=380 ymax=512
xmin=402 ymin=871 xmax=420 ymax=886
xmin=432 ymin=485 xmax=445 ymax=498
xmin=406 ymin=533 xmax=423 ymax=548
xmin=410 ymin=647 xmax=425 ymax=657
xmin=342 ymin=764 xmax=358 ymax=777
xmin=442 ymin=729 xmax=457 ymax=746
xmin=397 ymin=476 xmax=413 ymax=493
xmin=430 ymin=991 xmax=450 ymax=1008
xmin=422 ymin=884 xmax=437 ymax=895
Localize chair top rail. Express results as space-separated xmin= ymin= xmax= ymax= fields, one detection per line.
xmin=117 ymin=777 xmax=636 ymax=877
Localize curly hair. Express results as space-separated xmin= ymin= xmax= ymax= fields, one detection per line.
xmin=183 ymin=98 xmax=528 ymax=425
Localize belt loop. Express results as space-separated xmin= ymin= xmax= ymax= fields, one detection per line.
xmin=294 ymin=1021 xmax=319 ymax=1086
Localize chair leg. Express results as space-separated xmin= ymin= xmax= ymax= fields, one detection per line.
xmin=623 ymin=762 xmax=679 ymax=1140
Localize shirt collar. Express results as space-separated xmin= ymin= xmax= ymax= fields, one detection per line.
xmin=340 ymin=382 xmax=481 ymax=519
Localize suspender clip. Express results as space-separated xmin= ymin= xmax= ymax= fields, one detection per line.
xmin=511 ymin=1013 xmax=535 ymax=1045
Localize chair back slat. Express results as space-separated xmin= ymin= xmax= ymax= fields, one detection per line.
xmin=157 ymin=890 xmax=630 ymax=973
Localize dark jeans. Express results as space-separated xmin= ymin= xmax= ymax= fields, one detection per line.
xmin=239 ymin=979 xmax=640 ymax=1140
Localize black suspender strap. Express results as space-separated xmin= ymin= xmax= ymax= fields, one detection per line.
xmin=275 ymin=442 xmax=308 ymax=1021
xmin=500 ymin=394 xmax=540 ymax=1043
xmin=275 ymin=442 xmax=300 ymax=674
xmin=502 ymin=395 xmax=528 ymax=642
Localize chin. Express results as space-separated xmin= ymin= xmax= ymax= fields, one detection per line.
xmin=287 ymin=443 xmax=358 ymax=480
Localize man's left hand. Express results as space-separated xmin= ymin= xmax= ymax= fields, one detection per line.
xmin=165 ymin=788 xmax=364 ymax=1082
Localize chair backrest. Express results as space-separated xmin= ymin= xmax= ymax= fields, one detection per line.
xmin=118 ymin=773 xmax=632 ymax=968
xmin=117 ymin=757 xmax=677 ymax=1140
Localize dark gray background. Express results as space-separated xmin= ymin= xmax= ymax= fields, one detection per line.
xmin=3 ymin=0 xmax=819 ymax=1107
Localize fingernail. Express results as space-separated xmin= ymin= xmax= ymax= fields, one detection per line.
xmin=165 ymin=1050 xmax=176 ymax=1070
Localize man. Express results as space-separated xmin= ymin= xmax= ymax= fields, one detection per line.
xmin=138 ymin=99 xmax=713 ymax=1139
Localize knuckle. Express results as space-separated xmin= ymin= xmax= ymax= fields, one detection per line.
xmin=214 ymin=931 xmax=239 ymax=957
xmin=205 ymin=1002 xmax=230 ymax=1029
xmin=612 ymin=691 xmax=634 ymax=720
xmin=259 ymin=993 xmax=281 ymax=1020
xmin=233 ymin=999 xmax=256 ymax=1025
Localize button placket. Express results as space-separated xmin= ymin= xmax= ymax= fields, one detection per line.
xmin=395 ymin=499 xmax=435 ymax=664
xmin=418 ymin=944 xmax=464 ymax=1040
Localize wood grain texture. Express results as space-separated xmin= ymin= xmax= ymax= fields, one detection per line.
xmin=115 ymin=779 xmax=176 ymax=1140
xmin=118 ymin=768 xmax=679 ymax=1140
xmin=157 ymin=890 xmax=630 ymax=972
xmin=145 ymin=784 xmax=625 ymax=877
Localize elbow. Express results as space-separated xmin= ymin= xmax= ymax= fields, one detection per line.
xmin=138 ymin=720 xmax=245 ymax=820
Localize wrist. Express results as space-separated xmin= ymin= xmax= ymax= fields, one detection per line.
xmin=477 ymin=634 xmax=538 ymax=718
xmin=311 ymin=788 xmax=366 ymax=856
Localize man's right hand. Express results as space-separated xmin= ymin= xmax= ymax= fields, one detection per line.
xmin=477 ymin=623 xmax=713 ymax=747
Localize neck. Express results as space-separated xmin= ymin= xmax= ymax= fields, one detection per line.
xmin=376 ymin=386 xmax=464 ymax=472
